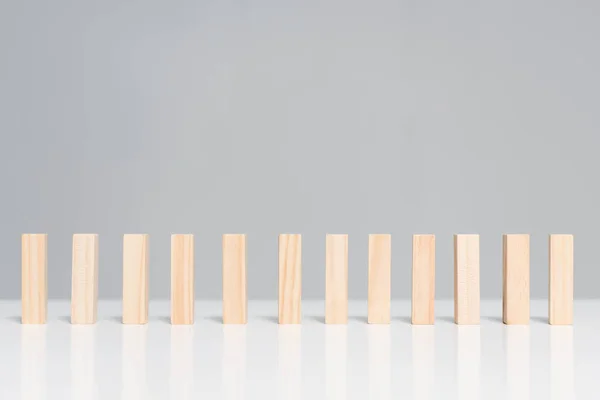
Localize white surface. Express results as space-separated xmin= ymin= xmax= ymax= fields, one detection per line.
xmin=0 ymin=300 xmax=596 ymax=399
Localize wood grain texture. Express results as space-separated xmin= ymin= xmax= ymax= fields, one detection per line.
xmin=278 ymin=234 xmax=302 ymax=324
xmin=326 ymin=234 xmax=348 ymax=324
xmin=502 ymin=234 xmax=530 ymax=325
xmin=549 ymin=234 xmax=573 ymax=325
xmin=22 ymin=234 xmax=48 ymax=324
xmin=71 ymin=234 xmax=99 ymax=324
xmin=222 ymin=234 xmax=247 ymax=324
xmin=368 ymin=234 xmax=391 ymax=324
xmin=412 ymin=234 xmax=435 ymax=325
xmin=122 ymin=234 xmax=149 ymax=324
xmin=454 ymin=234 xmax=480 ymax=325
xmin=171 ymin=234 xmax=194 ymax=325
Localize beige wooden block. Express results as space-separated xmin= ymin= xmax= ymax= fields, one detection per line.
xmin=368 ymin=234 xmax=391 ymax=324
xmin=278 ymin=234 xmax=302 ymax=324
xmin=22 ymin=234 xmax=48 ymax=324
xmin=171 ymin=234 xmax=194 ymax=325
xmin=326 ymin=234 xmax=348 ymax=324
xmin=412 ymin=234 xmax=435 ymax=325
xmin=122 ymin=234 xmax=149 ymax=324
xmin=549 ymin=234 xmax=573 ymax=325
xmin=222 ymin=234 xmax=247 ymax=324
xmin=502 ymin=234 xmax=530 ymax=324
xmin=454 ymin=234 xmax=480 ymax=325
xmin=71 ymin=234 xmax=99 ymax=324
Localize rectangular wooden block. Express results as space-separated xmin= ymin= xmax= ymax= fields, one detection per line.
xmin=71 ymin=234 xmax=99 ymax=324
xmin=503 ymin=234 xmax=530 ymax=324
xmin=22 ymin=234 xmax=48 ymax=324
xmin=122 ymin=234 xmax=149 ymax=324
xmin=171 ymin=234 xmax=194 ymax=325
xmin=454 ymin=234 xmax=480 ymax=325
xmin=278 ymin=234 xmax=302 ymax=324
xmin=412 ymin=234 xmax=435 ymax=325
xmin=368 ymin=234 xmax=391 ymax=324
xmin=222 ymin=234 xmax=247 ymax=324
xmin=549 ymin=234 xmax=573 ymax=325
xmin=326 ymin=234 xmax=348 ymax=324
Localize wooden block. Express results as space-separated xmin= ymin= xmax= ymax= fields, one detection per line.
xmin=278 ymin=234 xmax=302 ymax=324
xmin=502 ymin=234 xmax=530 ymax=324
xmin=21 ymin=234 xmax=48 ymax=324
xmin=549 ymin=234 xmax=574 ymax=325
xmin=326 ymin=234 xmax=348 ymax=324
xmin=122 ymin=234 xmax=149 ymax=324
xmin=368 ymin=234 xmax=391 ymax=324
xmin=222 ymin=234 xmax=247 ymax=324
xmin=71 ymin=234 xmax=99 ymax=324
xmin=454 ymin=234 xmax=480 ymax=325
xmin=411 ymin=234 xmax=435 ymax=325
xmin=171 ymin=234 xmax=194 ymax=325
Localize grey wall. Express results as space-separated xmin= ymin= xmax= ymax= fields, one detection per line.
xmin=1 ymin=0 xmax=598 ymax=299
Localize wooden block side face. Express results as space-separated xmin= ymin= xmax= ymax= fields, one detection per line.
xmin=368 ymin=234 xmax=391 ymax=324
xmin=411 ymin=235 xmax=435 ymax=325
xmin=171 ymin=234 xmax=194 ymax=325
xmin=549 ymin=235 xmax=573 ymax=325
xmin=278 ymin=234 xmax=302 ymax=324
xmin=21 ymin=234 xmax=48 ymax=324
xmin=222 ymin=234 xmax=247 ymax=324
xmin=325 ymin=234 xmax=348 ymax=324
xmin=71 ymin=234 xmax=99 ymax=324
xmin=502 ymin=234 xmax=530 ymax=325
xmin=454 ymin=235 xmax=480 ymax=325
xmin=122 ymin=234 xmax=150 ymax=324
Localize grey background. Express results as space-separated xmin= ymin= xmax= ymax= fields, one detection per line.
xmin=1 ymin=0 xmax=598 ymax=299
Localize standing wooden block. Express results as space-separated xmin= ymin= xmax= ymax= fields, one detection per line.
xmin=171 ymin=234 xmax=194 ymax=325
xmin=122 ymin=234 xmax=149 ymax=324
xmin=326 ymin=234 xmax=348 ymax=324
xmin=278 ymin=234 xmax=302 ymax=324
xmin=454 ymin=234 xmax=480 ymax=325
xmin=549 ymin=234 xmax=574 ymax=325
xmin=502 ymin=234 xmax=530 ymax=325
xmin=222 ymin=234 xmax=247 ymax=324
xmin=412 ymin=234 xmax=435 ymax=325
xmin=22 ymin=234 xmax=48 ymax=324
xmin=368 ymin=234 xmax=391 ymax=324
xmin=71 ymin=234 xmax=99 ymax=324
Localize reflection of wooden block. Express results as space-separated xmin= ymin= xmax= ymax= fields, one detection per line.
xmin=326 ymin=234 xmax=348 ymax=324
xmin=412 ymin=235 xmax=435 ymax=325
xmin=22 ymin=234 xmax=48 ymax=324
xmin=368 ymin=234 xmax=391 ymax=324
xmin=171 ymin=234 xmax=194 ymax=325
xmin=502 ymin=234 xmax=530 ymax=325
xmin=549 ymin=234 xmax=573 ymax=325
xmin=454 ymin=234 xmax=480 ymax=325
xmin=223 ymin=234 xmax=247 ymax=324
xmin=278 ymin=234 xmax=302 ymax=324
xmin=123 ymin=234 xmax=149 ymax=324
xmin=71 ymin=234 xmax=99 ymax=324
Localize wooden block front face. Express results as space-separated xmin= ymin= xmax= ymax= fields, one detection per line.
xmin=122 ymin=234 xmax=150 ymax=324
xmin=222 ymin=234 xmax=247 ymax=324
xmin=71 ymin=234 xmax=99 ymax=324
xmin=549 ymin=234 xmax=574 ymax=325
xmin=22 ymin=234 xmax=48 ymax=324
xmin=368 ymin=234 xmax=391 ymax=324
xmin=326 ymin=234 xmax=348 ymax=324
xmin=502 ymin=234 xmax=530 ymax=325
xmin=454 ymin=234 xmax=480 ymax=325
xmin=412 ymin=235 xmax=435 ymax=325
xmin=278 ymin=234 xmax=302 ymax=324
xmin=171 ymin=234 xmax=194 ymax=325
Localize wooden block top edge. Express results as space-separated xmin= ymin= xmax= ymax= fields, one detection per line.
xmin=453 ymin=234 xmax=479 ymax=238
xmin=171 ymin=233 xmax=194 ymax=237
xmin=368 ymin=233 xmax=391 ymax=237
xmin=223 ymin=233 xmax=246 ymax=237
xmin=413 ymin=234 xmax=435 ymax=238
xmin=22 ymin=233 xmax=48 ymax=237
xmin=502 ymin=233 xmax=530 ymax=237
xmin=326 ymin=234 xmax=348 ymax=237
xmin=549 ymin=234 xmax=574 ymax=238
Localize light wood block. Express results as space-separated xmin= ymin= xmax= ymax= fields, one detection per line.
xmin=71 ymin=234 xmax=99 ymax=324
xmin=222 ymin=234 xmax=247 ymax=324
xmin=278 ymin=234 xmax=302 ymax=324
xmin=549 ymin=234 xmax=573 ymax=325
xmin=412 ymin=234 xmax=435 ymax=325
xmin=368 ymin=234 xmax=391 ymax=324
xmin=454 ymin=234 xmax=480 ymax=325
xmin=502 ymin=234 xmax=530 ymax=325
xmin=122 ymin=234 xmax=149 ymax=324
xmin=171 ymin=234 xmax=194 ymax=325
xmin=21 ymin=234 xmax=48 ymax=324
xmin=326 ymin=234 xmax=348 ymax=324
